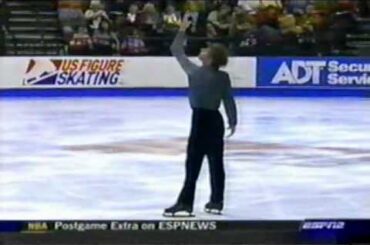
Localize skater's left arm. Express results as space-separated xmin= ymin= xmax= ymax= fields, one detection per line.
xmin=223 ymin=74 xmax=237 ymax=137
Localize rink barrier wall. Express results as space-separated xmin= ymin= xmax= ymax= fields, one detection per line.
xmin=0 ymin=57 xmax=256 ymax=89
xmin=0 ymin=56 xmax=369 ymax=97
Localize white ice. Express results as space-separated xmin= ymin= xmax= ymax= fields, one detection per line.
xmin=1 ymin=97 xmax=370 ymax=220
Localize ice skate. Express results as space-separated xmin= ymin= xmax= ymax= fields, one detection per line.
xmin=204 ymin=202 xmax=223 ymax=215
xmin=163 ymin=203 xmax=194 ymax=217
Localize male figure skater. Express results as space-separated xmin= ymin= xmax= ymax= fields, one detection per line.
xmin=163 ymin=18 xmax=238 ymax=217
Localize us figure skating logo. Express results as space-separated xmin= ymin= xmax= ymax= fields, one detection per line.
xmin=23 ymin=59 xmax=125 ymax=87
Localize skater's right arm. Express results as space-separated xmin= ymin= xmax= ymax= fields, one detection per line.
xmin=170 ymin=19 xmax=198 ymax=75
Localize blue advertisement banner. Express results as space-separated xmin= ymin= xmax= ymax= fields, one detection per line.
xmin=258 ymin=57 xmax=370 ymax=88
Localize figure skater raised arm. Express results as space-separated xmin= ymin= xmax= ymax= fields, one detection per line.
xmin=164 ymin=18 xmax=237 ymax=217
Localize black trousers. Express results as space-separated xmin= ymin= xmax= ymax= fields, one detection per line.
xmin=177 ymin=108 xmax=225 ymax=207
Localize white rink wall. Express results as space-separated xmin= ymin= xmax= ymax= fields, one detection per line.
xmin=0 ymin=57 xmax=257 ymax=89
xmin=1 ymin=56 xmax=369 ymax=92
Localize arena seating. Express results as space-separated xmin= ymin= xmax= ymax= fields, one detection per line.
xmin=1 ymin=0 xmax=370 ymax=56
xmin=2 ymin=0 xmax=64 ymax=55
xmin=346 ymin=17 xmax=370 ymax=55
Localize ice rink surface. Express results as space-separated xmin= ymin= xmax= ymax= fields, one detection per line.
xmin=1 ymin=96 xmax=370 ymax=220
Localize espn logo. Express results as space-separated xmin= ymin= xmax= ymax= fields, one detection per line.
xmin=301 ymin=221 xmax=345 ymax=230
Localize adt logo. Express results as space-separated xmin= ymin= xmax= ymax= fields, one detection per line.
xmin=271 ymin=60 xmax=327 ymax=85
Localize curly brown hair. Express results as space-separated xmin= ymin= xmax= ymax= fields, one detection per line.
xmin=208 ymin=43 xmax=229 ymax=70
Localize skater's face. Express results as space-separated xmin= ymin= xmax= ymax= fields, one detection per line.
xmin=198 ymin=48 xmax=212 ymax=67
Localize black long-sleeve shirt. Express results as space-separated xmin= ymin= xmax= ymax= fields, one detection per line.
xmin=170 ymin=31 xmax=237 ymax=127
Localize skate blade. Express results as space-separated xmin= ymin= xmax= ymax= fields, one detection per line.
xmin=204 ymin=208 xmax=222 ymax=215
xmin=163 ymin=211 xmax=195 ymax=218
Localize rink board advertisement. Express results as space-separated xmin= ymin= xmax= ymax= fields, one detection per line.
xmin=258 ymin=57 xmax=370 ymax=88
xmin=0 ymin=57 xmax=257 ymax=89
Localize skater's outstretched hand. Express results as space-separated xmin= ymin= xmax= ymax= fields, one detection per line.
xmin=226 ymin=125 xmax=236 ymax=138
xmin=179 ymin=17 xmax=192 ymax=32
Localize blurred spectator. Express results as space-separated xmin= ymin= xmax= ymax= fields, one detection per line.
xmin=284 ymin=0 xmax=315 ymax=14
xmin=105 ymin=0 xmax=130 ymax=27
xmin=182 ymin=0 xmax=207 ymax=34
xmin=162 ymin=4 xmax=182 ymax=34
xmin=278 ymin=14 xmax=303 ymax=35
xmin=278 ymin=14 xmax=306 ymax=53
xmin=313 ymin=0 xmax=338 ymax=14
xmin=92 ymin=20 xmax=120 ymax=55
xmin=58 ymin=0 xmax=88 ymax=40
xmin=256 ymin=24 xmax=282 ymax=46
xmin=140 ymin=2 xmax=160 ymax=35
xmin=237 ymin=0 xmax=282 ymax=12
xmin=329 ymin=9 xmax=358 ymax=51
xmin=228 ymin=5 xmax=257 ymax=53
xmin=120 ymin=28 xmax=148 ymax=55
xmin=256 ymin=5 xmax=282 ymax=28
xmin=183 ymin=0 xmax=206 ymax=13
xmin=68 ymin=26 xmax=93 ymax=55
xmin=126 ymin=3 xmax=140 ymax=26
xmin=230 ymin=5 xmax=255 ymax=37
xmin=85 ymin=0 xmax=111 ymax=34
xmin=207 ymin=3 xmax=232 ymax=38
xmin=249 ymin=5 xmax=284 ymax=50
xmin=307 ymin=9 xmax=332 ymax=55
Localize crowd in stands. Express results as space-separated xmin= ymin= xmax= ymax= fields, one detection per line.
xmin=57 ymin=0 xmax=370 ymax=56
xmin=2 ymin=0 xmax=370 ymax=56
